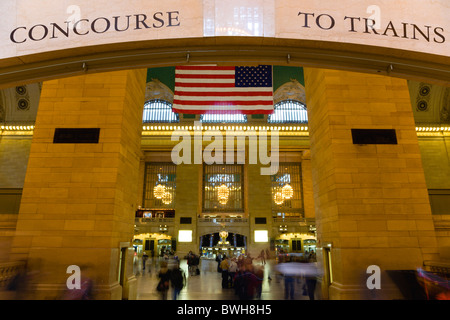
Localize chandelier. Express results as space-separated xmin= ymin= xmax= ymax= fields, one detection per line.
xmin=274 ymin=184 xmax=294 ymax=205
xmin=153 ymin=184 xmax=166 ymax=199
xmin=217 ymin=184 xmax=229 ymax=204
xmin=162 ymin=192 xmax=172 ymax=205
xmin=274 ymin=191 xmax=284 ymax=205
xmin=282 ymin=184 xmax=294 ymax=199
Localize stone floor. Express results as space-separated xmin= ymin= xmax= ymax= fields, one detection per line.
xmin=134 ymin=257 xmax=318 ymax=300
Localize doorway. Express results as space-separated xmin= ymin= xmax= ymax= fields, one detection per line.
xmin=199 ymin=232 xmax=247 ymax=259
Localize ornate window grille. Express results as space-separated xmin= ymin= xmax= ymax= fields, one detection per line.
xmin=202 ymin=164 xmax=244 ymax=213
xmin=142 ymin=99 xmax=179 ymax=123
xmin=271 ymin=163 xmax=304 ymax=218
xmin=268 ymin=100 xmax=308 ymax=123
xmin=143 ymin=163 xmax=176 ymax=209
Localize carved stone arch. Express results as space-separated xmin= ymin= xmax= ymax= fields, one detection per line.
xmin=273 ymin=79 xmax=306 ymax=105
xmin=145 ymin=79 xmax=174 ymax=103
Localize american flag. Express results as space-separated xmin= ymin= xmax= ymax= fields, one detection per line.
xmin=172 ymin=65 xmax=273 ymax=114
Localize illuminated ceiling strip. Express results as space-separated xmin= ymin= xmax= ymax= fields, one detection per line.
xmin=2 ymin=125 xmax=450 ymax=133
xmin=141 ymin=125 xmax=310 ymax=131
xmin=0 ymin=125 xmax=35 ymax=131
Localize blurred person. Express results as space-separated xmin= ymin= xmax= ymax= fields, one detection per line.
xmin=284 ymin=272 xmax=296 ymax=300
xmin=234 ymin=264 xmax=259 ymax=300
xmin=216 ymin=253 xmax=223 ymax=273
xmin=305 ymin=274 xmax=317 ymax=300
xmin=254 ymin=266 xmax=264 ymax=299
xmin=244 ymin=253 xmax=253 ymax=267
xmin=170 ymin=261 xmax=186 ymax=300
xmin=142 ymin=252 xmax=149 ymax=272
xmin=193 ymin=253 xmax=200 ymax=276
xmin=186 ymin=251 xmax=195 ymax=276
xmin=220 ymin=256 xmax=230 ymax=288
xmin=157 ymin=261 xmax=171 ymax=300
xmin=237 ymin=255 xmax=244 ymax=270
xmin=275 ymin=260 xmax=305 ymax=300
xmin=258 ymin=250 xmax=266 ymax=265
xmin=307 ymin=251 xmax=316 ymax=262
xmin=228 ymin=258 xmax=238 ymax=288
xmin=416 ymin=268 xmax=450 ymax=300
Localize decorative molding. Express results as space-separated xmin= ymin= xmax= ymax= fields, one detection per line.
xmin=145 ymin=79 xmax=174 ymax=103
xmin=273 ymin=79 xmax=306 ymax=105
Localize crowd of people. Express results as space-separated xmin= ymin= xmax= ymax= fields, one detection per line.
xmin=138 ymin=247 xmax=319 ymax=300
xmin=216 ymin=253 xmax=266 ymax=300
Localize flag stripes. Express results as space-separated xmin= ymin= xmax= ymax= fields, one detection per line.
xmin=173 ymin=65 xmax=274 ymax=114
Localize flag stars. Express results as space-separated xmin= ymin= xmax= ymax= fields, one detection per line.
xmin=236 ymin=65 xmax=272 ymax=88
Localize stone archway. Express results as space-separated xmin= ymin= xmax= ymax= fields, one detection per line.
xmin=1 ymin=2 xmax=447 ymax=301
xmin=1 ymin=36 xmax=449 ymax=90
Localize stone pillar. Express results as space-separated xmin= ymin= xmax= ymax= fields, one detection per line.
xmin=247 ymin=163 xmax=272 ymax=256
xmin=174 ymin=164 xmax=201 ymax=257
xmin=301 ymin=151 xmax=315 ymax=219
xmin=11 ymin=69 xmax=147 ymax=299
xmin=304 ymin=68 xmax=439 ymax=300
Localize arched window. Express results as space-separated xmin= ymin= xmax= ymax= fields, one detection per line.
xmin=268 ymin=100 xmax=308 ymax=123
xmin=142 ymin=99 xmax=179 ymax=123
xmin=200 ymin=113 xmax=247 ymax=123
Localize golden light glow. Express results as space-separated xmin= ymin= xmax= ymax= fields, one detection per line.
xmin=274 ymin=191 xmax=284 ymax=205
xmin=219 ymin=230 xmax=228 ymax=240
xmin=153 ymin=184 xmax=166 ymax=199
xmin=277 ymin=233 xmax=316 ymax=241
xmin=161 ymin=192 xmax=172 ymax=205
xmin=217 ymin=184 xmax=230 ymax=204
xmin=133 ymin=233 xmax=171 ymax=241
xmin=282 ymin=184 xmax=294 ymax=199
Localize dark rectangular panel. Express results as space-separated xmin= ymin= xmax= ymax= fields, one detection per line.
xmin=149 ymin=240 xmax=155 ymax=252
xmin=172 ymin=239 xmax=176 ymax=251
xmin=351 ymin=129 xmax=397 ymax=145
xmin=255 ymin=217 xmax=267 ymax=224
xmin=180 ymin=217 xmax=192 ymax=224
xmin=53 ymin=128 xmax=100 ymax=144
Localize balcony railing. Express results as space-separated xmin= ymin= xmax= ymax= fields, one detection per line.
xmin=136 ymin=217 xmax=174 ymax=224
xmin=273 ymin=217 xmax=304 ymax=223
xmin=198 ymin=218 xmax=248 ymax=224
xmin=273 ymin=217 xmax=315 ymax=224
